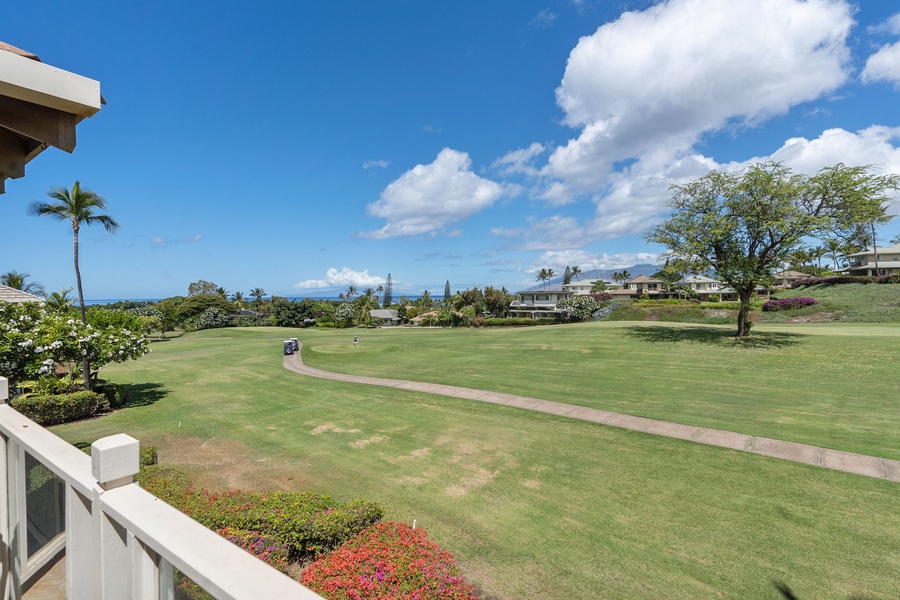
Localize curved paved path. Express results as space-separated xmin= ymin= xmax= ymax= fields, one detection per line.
xmin=284 ymin=349 xmax=900 ymax=483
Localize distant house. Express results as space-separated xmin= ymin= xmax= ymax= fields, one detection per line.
xmin=0 ymin=284 xmax=44 ymax=304
xmin=370 ymin=309 xmax=401 ymax=326
xmin=610 ymin=275 xmax=667 ymax=298
xmin=507 ymin=289 xmax=572 ymax=319
xmin=844 ymin=244 xmax=900 ymax=277
xmin=772 ymin=270 xmax=811 ymax=288
xmin=562 ymin=279 xmax=617 ymax=295
xmin=672 ymin=275 xmax=724 ymax=299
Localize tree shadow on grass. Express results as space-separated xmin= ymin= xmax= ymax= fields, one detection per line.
xmin=773 ymin=580 xmax=876 ymax=600
xmin=123 ymin=382 xmax=169 ymax=408
xmin=623 ymin=325 xmax=804 ymax=349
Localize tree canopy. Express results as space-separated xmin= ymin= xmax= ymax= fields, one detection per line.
xmin=645 ymin=162 xmax=898 ymax=336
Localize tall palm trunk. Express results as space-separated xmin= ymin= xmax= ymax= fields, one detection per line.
xmin=73 ymin=223 xmax=91 ymax=389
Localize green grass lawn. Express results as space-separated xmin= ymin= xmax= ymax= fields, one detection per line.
xmin=52 ymin=325 xmax=900 ymax=599
xmin=762 ymin=283 xmax=900 ymax=323
xmin=298 ymin=321 xmax=900 ymax=460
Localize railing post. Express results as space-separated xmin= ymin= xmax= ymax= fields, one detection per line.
xmin=92 ymin=434 xmax=139 ymax=599
xmin=0 ymin=377 xmax=10 ymax=600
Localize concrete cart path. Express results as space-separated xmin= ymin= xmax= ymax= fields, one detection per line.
xmin=283 ymin=350 xmax=900 ymax=483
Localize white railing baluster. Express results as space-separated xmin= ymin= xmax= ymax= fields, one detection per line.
xmin=130 ymin=534 xmax=160 ymax=600
xmin=0 ymin=404 xmax=325 ymax=599
xmin=66 ymin=486 xmax=96 ymax=598
xmin=158 ymin=557 xmax=175 ymax=600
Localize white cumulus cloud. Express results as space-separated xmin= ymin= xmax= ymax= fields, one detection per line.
xmin=364 ymin=148 xmax=513 ymax=238
xmin=545 ymin=0 xmax=852 ymax=196
xmin=294 ymin=267 xmax=385 ymax=290
xmin=533 ymin=250 xmax=660 ymax=273
xmin=862 ymin=31 xmax=900 ymax=87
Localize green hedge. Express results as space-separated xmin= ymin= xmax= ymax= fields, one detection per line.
xmin=136 ymin=466 xmax=383 ymax=559
xmin=482 ymin=317 xmax=558 ymax=326
xmin=11 ymin=391 xmax=109 ymax=425
xmin=95 ymin=380 xmax=128 ymax=408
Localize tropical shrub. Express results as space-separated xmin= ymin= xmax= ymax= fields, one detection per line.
xmin=193 ymin=308 xmax=230 ymax=330
xmin=217 ymin=527 xmax=291 ymax=571
xmin=136 ymin=466 xmax=383 ymax=559
xmin=11 ymin=391 xmax=109 ymax=425
xmin=481 ymin=317 xmax=557 ymax=327
xmin=95 ymin=379 xmax=127 ymax=408
xmin=762 ymin=297 xmax=819 ymax=312
xmin=557 ymin=296 xmax=601 ymax=321
xmin=231 ymin=314 xmax=273 ymax=327
xmin=301 ymin=522 xmax=477 ymax=600
xmin=793 ymin=276 xmax=876 ymax=286
xmin=0 ymin=300 xmax=149 ymax=387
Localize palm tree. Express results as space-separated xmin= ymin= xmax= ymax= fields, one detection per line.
xmin=536 ymin=268 xmax=550 ymax=289
xmin=546 ymin=269 xmax=556 ymax=289
xmin=571 ymin=266 xmax=583 ymax=281
xmin=231 ymin=291 xmax=245 ymax=311
xmin=621 ymin=269 xmax=632 ymax=282
xmin=345 ymin=285 xmax=358 ymax=301
xmin=1 ymin=270 xmax=46 ymax=297
xmin=45 ymin=287 xmax=76 ymax=313
xmin=891 ymin=234 xmax=900 ymax=245
xmin=29 ymin=181 xmax=119 ymax=389
xmin=250 ymin=287 xmax=266 ymax=311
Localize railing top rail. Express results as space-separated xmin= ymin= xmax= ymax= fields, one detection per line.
xmin=0 ymin=404 xmax=94 ymax=495
xmin=101 ymin=483 xmax=324 ymax=600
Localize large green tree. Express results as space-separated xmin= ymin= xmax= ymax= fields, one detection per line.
xmin=646 ymin=162 xmax=899 ymax=337
xmin=28 ymin=181 xmax=119 ymax=388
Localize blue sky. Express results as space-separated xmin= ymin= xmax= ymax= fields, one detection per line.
xmin=4 ymin=0 xmax=900 ymax=299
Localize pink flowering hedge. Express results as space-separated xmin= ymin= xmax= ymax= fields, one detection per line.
xmin=301 ymin=522 xmax=477 ymax=600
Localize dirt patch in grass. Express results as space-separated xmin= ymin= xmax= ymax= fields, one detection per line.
xmin=157 ymin=435 xmax=319 ymax=493
xmin=350 ymin=435 xmax=387 ymax=448
xmin=311 ymin=422 xmax=361 ymax=435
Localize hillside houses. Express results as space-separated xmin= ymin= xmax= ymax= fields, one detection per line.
xmin=844 ymin=243 xmax=900 ymax=277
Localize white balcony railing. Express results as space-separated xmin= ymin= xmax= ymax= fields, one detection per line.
xmin=0 ymin=376 xmax=323 ymax=600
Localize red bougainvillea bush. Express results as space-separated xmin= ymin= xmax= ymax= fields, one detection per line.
xmin=301 ymin=521 xmax=477 ymax=600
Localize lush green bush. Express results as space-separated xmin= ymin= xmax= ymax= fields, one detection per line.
xmin=793 ymin=276 xmax=876 ymax=286
xmin=11 ymin=391 xmax=109 ymax=425
xmin=136 ymin=466 xmax=383 ymax=559
xmin=481 ymin=317 xmax=557 ymax=326
xmin=217 ymin=527 xmax=290 ymax=571
xmin=231 ymin=314 xmax=274 ymax=327
xmin=301 ymin=521 xmax=477 ymax=600
xmin=94 ymin=379 xmax=127 ymax=408
xmin=21 ymin=376 xmax=78 ymax=396
xmin=193 ymin=308 xmax=230 ymax=330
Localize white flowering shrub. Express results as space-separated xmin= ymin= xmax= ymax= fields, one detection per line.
xmin=193 ymin=307 xmax=230 ymax=330
xmin=0 ymin=301 xmax=149 ymax=387
xmin=556 ymin=296 xmax=601 ymax=322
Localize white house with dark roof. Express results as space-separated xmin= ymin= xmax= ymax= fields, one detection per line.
xmin=844 ymin=244 xmax=900 ymax=277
